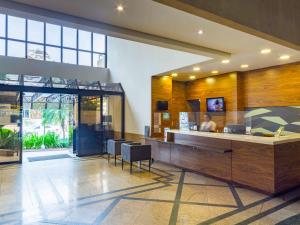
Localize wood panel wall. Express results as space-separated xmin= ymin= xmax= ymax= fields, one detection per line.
xmin=185 ymin=72 xmax=242 ymax=128
xmin=151 ymin=61 xmax=300 ymax=136
xmin=171 ymin=81 xmax=190 ymax=128
xmin=151 ymin=77 xmax=189 ymax=137
xmin=242 ymin=62 xmax=300 ymax=107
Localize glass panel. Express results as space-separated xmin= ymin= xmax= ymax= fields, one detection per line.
xmin=93 ymin=53 xmax=105 ymax=68
xmin=100 ymin=83 xmax=123 ymax=92
xmin=0 ymin=14 xmax=5 ymax=37
xmin=27 ymin=43 xmax=44 ymax=60
xmin=0 ymin=91 xmax=21 ymax=163
xmin=0 ymin=39 xmax=5 ymax=56
xmin=77 ymin=96 xmax=103 ymax=156
xmin=63 ymin=48 xmax=76 ymax=64
xmin=46 ymin=23 xmax=61 ymax=46
xmin=0 ymin=74 xmax=20 ymax=85
xmin=23 ymin=75 xmax=50 ymax=87
xmin=7 ymin=41 xmax=25 ymax=58
xmin=78 ymin=51 xmax=91 ymax=66
xmin=78 ymin=30 xmax=91 ymax=51
xmin=27 ymin=19 xmax=44 ymax=43
xmin=78 ymin=80 xmax=100 ymax=90
xmin=63 ymin=27 xmax=76 ymax=48
xmin=93 ymin=33 xmax=105 ymax=53
xmin=104 ymin=95 xmax=122 ymax=142
xmin=52 ymin=77 xmax=77 ymax=88
xmin=7 ymin=16 xmax=25 ymax=40
xmin=46 ymin=46 xmax=61 ymax=62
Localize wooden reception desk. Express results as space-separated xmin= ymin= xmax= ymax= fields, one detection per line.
xmin=146 ymin=130 xmax=300 ymax=194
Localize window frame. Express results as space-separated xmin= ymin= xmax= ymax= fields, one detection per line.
xmin=0 ymin=13 xmax=107 ymax=68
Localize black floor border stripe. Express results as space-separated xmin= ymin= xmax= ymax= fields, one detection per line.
xmin=229 ymin=184 xmax=244 ymax=208
xmin=167 ymin=181 xmax=228 ymax=187
xmin=235 ymin=195 xmax=300 ymax=225
xmin=93 ymin=198 xmax=121 ymax=225
xmin=77 ymin=184 xmax=170 ymax=208
xmin=198 ymin=195 xmax=274 ymax=225
xmin=77 ymin=181 xmax=161 ymax=201
xmin=168 ymin=171 xmax=185 ymax=225
xmin=123 ymin=196 xmax=238 ymax=208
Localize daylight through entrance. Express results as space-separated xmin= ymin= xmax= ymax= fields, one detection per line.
xmin=22 ymin=93 xmax=75 ymax=162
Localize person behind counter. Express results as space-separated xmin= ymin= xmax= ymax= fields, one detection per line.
xmin=200 ymin=113 xmax=216 ymax=132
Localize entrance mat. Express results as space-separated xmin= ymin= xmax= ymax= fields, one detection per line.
xmin=27 ymin=154 xmax=72 ymax=162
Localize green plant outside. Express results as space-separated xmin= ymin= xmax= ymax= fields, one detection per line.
xmin=0 ymin=128 xmax=19 ymax=149
xmin=22 ymin=132 xmax=72 ymax=150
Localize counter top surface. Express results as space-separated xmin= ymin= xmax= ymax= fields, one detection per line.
xmin=168 ymin=130 xmax=300 ymax=145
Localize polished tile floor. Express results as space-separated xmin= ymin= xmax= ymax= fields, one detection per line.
xmin=0 ymin=156 xmax=300 ymax=225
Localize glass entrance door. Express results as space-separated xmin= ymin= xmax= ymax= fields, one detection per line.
xmin=76 ymin=96 xmax=103 ymax=156
xmin=0 ymin=91 xmax=22 ymax=163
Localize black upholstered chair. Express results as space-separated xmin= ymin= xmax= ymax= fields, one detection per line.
xmin=107 ymin=139 xmax=129 ymax=166
xmin=121 ymin=143 xmax=152 ymax=173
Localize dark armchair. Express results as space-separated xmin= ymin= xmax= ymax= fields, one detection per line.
xmin=121 ymin=143 xmax=152 ymax=173
xmin=107 ymin=139 xmax=128 ymax=166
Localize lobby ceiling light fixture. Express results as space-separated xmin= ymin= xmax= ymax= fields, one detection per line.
xmin=189 ymin=75 xmax=196 ymax=80
xmin=261 ymin=49 xmax=271 ymax=54
xmin=198 ymin=29 xmax=203 ymax=35
xmin=241 ymin=64 xmax=249 ymax=68
xmin=171 ymin=73 xmax=178 ymax=77
xmin=211 ymin=70 xmax=219 ymax=74
xmin=116 ymin=4 xmax=124 ymax=12
xmin=193 ymin=67 xmax=200 ymax=71
xmin=280 ymin=55 xmax=290 ymax=60
xmin=221 ymin=59 xmax=230 ymax=64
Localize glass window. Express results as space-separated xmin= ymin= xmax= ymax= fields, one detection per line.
xmin=63 ymin=48 xmax=76 ymax=64
xmin=27 ymin=19 xmax=44 ymax=43
xmin=0 ymin=14 xmax=5 ymax=37
xmin=7 ymin=16 xmax=25 ymax=40
xmin=78 ymin=30 xmax=91 ymax=51
xmin=46 ymin=23 xmax=61 ymax=46
xmin=27 ymin=43 xmax=44 ymax=60
xmin=93 ymin=53 xmax=105 ymax=67
xmin=7 ymin=40 xmax=25 ymax=58
xmin=78 ymin=51 xmax=91 ymax=66
xmin=46 ymin=46 xmax=61 ymax=62
xmin=0 ymin=39 xmax=5 ymax=56
xmin=63 ymin=27 xmax=76 ymax=48
xmin=93 ymin=33 xmax=105 ymax=53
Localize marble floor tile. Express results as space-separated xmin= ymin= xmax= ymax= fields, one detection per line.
xmin=0 ymin=156 xmax=300 ymax=225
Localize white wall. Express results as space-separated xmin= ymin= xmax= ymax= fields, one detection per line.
xmin=0 ymin=56 xmax=109 ymax=82
xmin=107 ymin=37 xmax=209 ymax=135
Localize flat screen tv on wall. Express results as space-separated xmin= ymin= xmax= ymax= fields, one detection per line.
xmin=157 ymin=101 xmax=168 ymax=111
xmin=206 ymin=97 xmax=225 ymax=112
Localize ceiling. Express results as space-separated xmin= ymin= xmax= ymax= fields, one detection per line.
xmin=4 ymin=0 xmax=300 ymax=80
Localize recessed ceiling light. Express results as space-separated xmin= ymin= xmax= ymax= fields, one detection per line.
xmin=241 ymin=64 xmax=249 ymax=68
xmin=198 ymin=30 xmax=203 ymax=35
xmin=171 ymin=73 xmax=178 ymax=77
xmin=116 ymin=5 xmax=124 ymax=12
xmin=280 ymin=55 xmax=290 ymax=60
xmin=260 ymin=49 xmax=271 ymax=54
xmin=211 ymin=70 xmax=219 ymax=74
xmin=189 ymin=75 xmax=196 ymax=80
xmin=221 ymin=59 xmax=230 ymax=64
xmin=193 ymin=67 xmax=200 ymax=71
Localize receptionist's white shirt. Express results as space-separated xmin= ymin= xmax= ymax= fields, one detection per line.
xmin=200 ymin=121 xmax=217 ymax=132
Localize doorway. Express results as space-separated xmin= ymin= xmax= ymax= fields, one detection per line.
xmin=0 ymin=74 xmax=125 ymax=164
xmin=22 ymin=92 xmax=76 ymax=162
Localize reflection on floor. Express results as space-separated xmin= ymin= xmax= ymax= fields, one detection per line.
xmin=0 ymin=156 xmax=300 ymax=225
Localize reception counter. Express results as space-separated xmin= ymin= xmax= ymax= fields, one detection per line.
xmin=146 ymin=130 xmax=300 ymax=194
